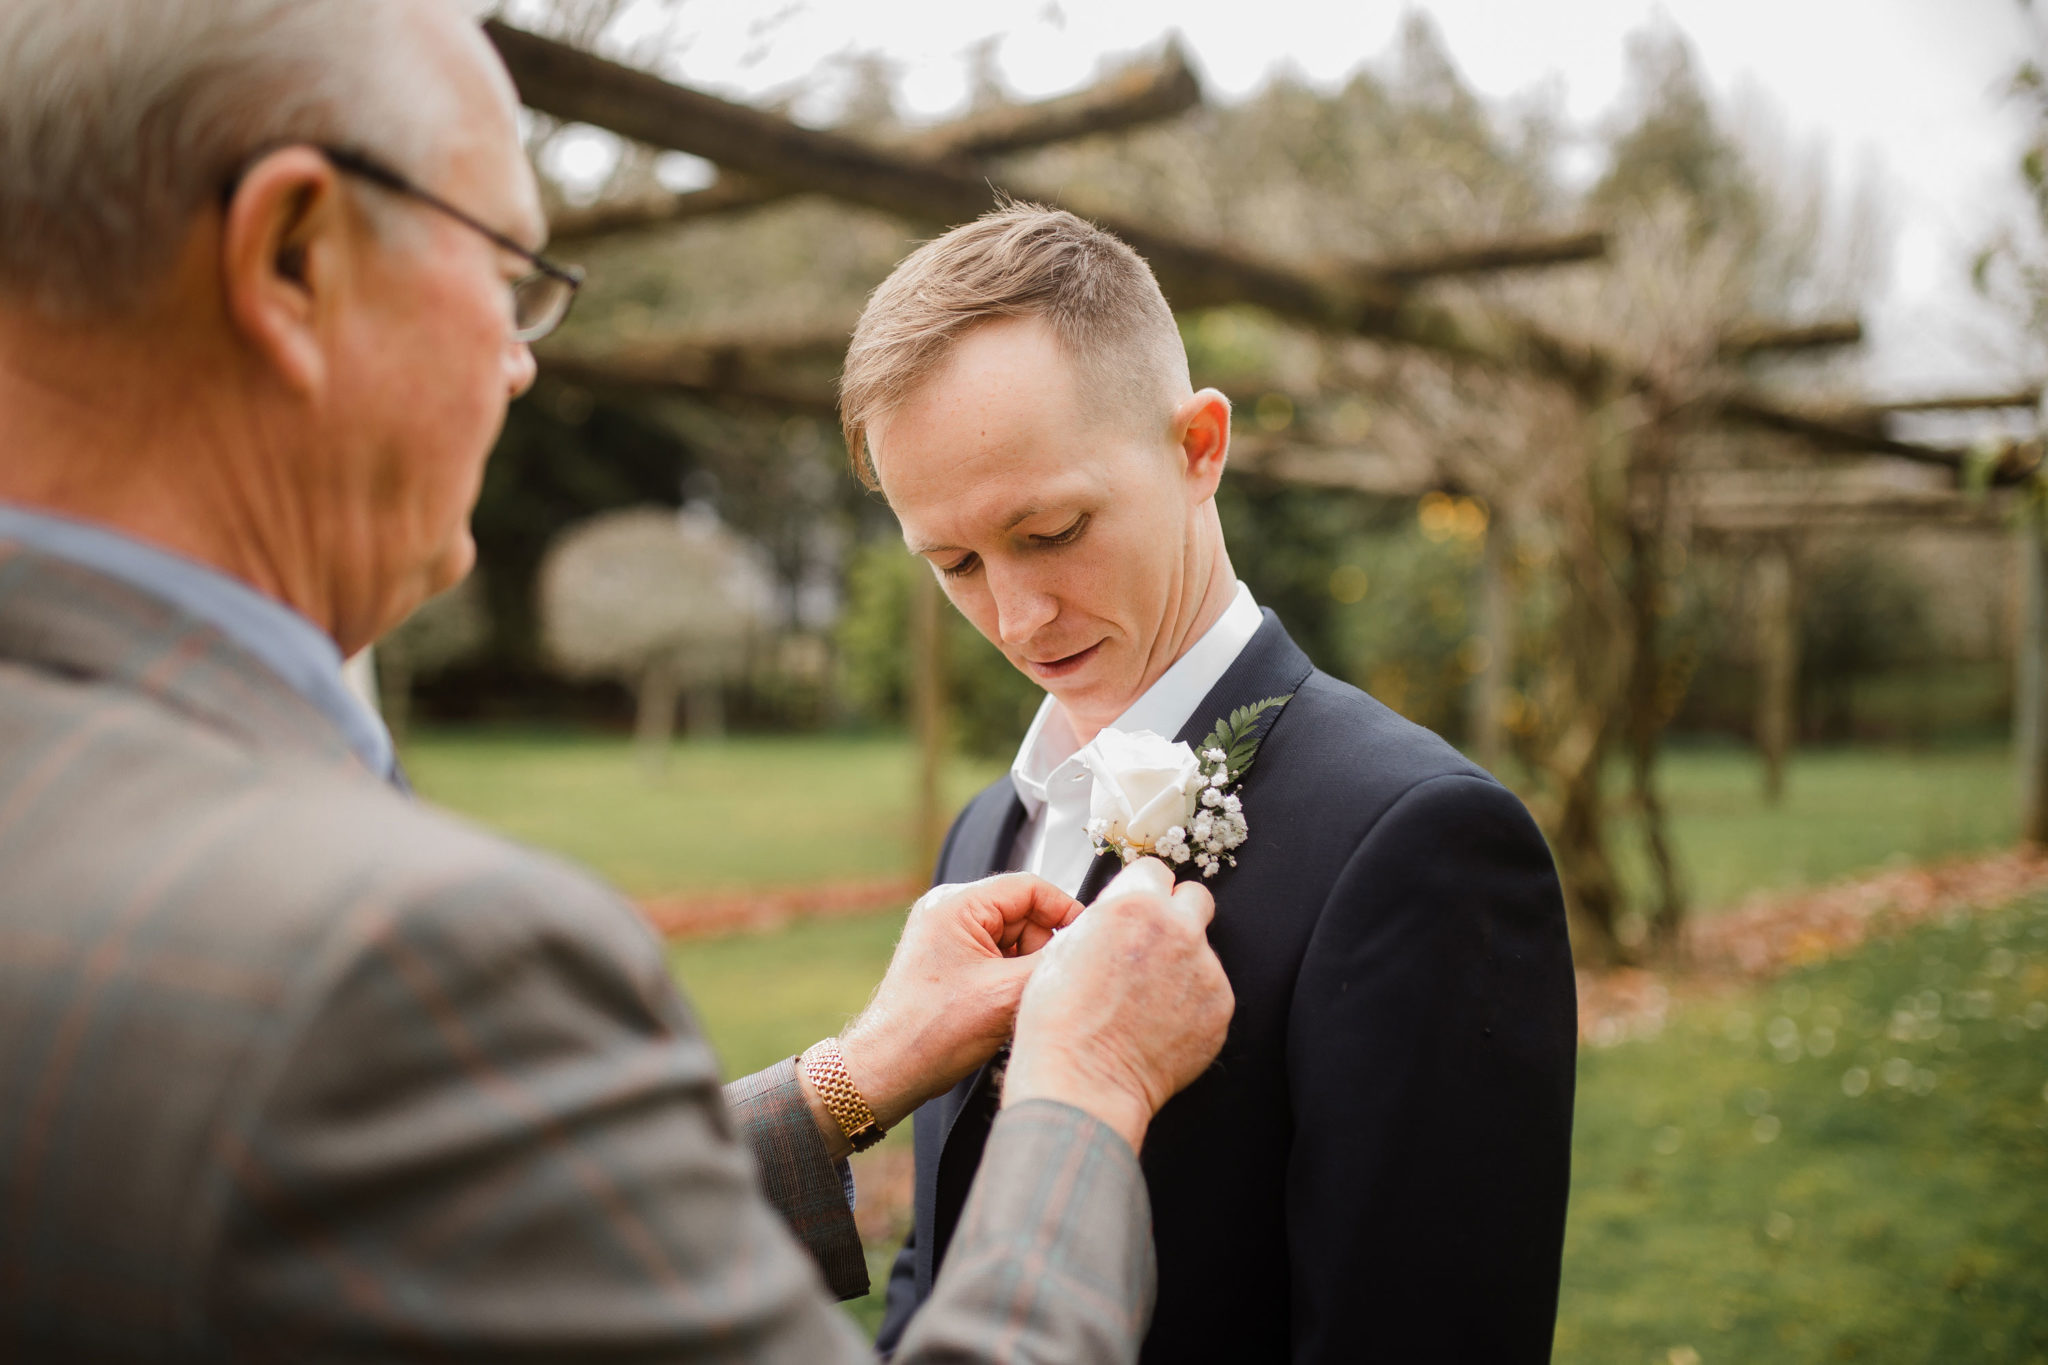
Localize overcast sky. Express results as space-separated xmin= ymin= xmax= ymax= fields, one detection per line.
xmin=586 ymin=0 xmax=2042 ymax=396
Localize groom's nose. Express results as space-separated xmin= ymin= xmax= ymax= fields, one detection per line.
xmin=987 ymin=563 xmax=1059 ymax=648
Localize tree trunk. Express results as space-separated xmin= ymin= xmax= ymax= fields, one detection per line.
xmin=1469 ymin=504 xmax=1513 ymax=773
xmin=685 ymin=679 xmax=726 ymax=741
xmin=910 ymin=568 xmax=949 ymax=879
xmin=1627 ymin=421 xmax=1687 ymax=958
xmin=634 ymin=657 xmax=681 ymax=780
xmin=1753 ymin=541 xmax=1797 ymax=804
xmin=1552 ymin=741 xmax=1629 ymax=967
xmin=2019 ymin=509 xmax=2048 ymax=844
xmin=372 ymin=645 xmax=412 ymax=747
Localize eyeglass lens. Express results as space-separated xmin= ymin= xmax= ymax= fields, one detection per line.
xmin=511 ymin=273 xmax=575 ymax=343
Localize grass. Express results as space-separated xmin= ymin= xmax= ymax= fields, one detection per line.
xmin=1559 ymin=894 xmax=2048 ymax=1362
xmin=1608 ymin=741 xmax=2011 ymax=916
xmin=668 ymin=913 xmax=906 ymax=1079
xmin=404 ymin=729 xmax=1004 ymax=897
xmin=409 ymin=727 xmax=2011 ymax=913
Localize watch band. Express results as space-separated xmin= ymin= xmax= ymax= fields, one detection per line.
xmin=802 ymin=1038 xmax=886 ymax=1151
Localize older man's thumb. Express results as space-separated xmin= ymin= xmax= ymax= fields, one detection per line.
xmin=1100 ymin=856 xmax=1175 ymax=904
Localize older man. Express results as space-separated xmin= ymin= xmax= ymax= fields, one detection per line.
xmin=0 ymin=2 xmax=1234 ymax=1360
xmin=848 ymin=207 xmax=1579 ymax=1362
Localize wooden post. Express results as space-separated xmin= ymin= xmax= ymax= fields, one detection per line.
xmin=1470 ymin=504 xmax=1512 ymax=772
xmin=1754 ymin=541 xmax=1797 ymax=804
xmin=2018 ymin=510 xmax=2048 ymax=844
xmin=910 ymin=567 xmax=949 ymax=878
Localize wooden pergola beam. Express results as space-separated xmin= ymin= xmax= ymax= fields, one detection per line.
xmin=1365 ymin=228 xmax=1609 ymax=285
xmin=486 ymin=19 xmax=1630 ymax=392
xmin=549 ymin=41 xmax=1204 ymax=242
xmin=1716 ymin=393 xmax=2044 ymax=484
xmin=1688 ymin=489 xmax=2014 ymax=534
xmin=499 ymin=25 xmax=1924 ymax=458
xmin=536 ymin=335 xmax=842 ymax=414
xmin=1718 ymin=318 xmax=1863 ymax=358
xmin=902 ymin=39 xmax=1202 ymax=161
xmin=1874 ymin=388 xmax=2042 ymax=414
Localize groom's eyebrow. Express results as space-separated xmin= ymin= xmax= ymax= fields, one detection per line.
xmin=907 ymin=504 xmax=1047 ymax=556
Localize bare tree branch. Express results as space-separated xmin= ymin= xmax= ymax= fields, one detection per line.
xmin=1718 ymin=392 xmax=2044 ymax=482
xmin=1363 ymin=228 xmax=1610 ymax=285
xmin=549 ymin=41 xmax=1204 ymax=242
xmin=1871 ymin=388 xmax=2043 ymax=413
xmin=1716 ymin=318 xmax=1864 ymax=357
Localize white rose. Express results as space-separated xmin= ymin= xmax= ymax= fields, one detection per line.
xmin=1077 ymin=728 xmax=1201 ymax=855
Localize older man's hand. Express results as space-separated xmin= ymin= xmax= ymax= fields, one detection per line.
xmin=832 ymin=873 xmax=1082 ymax=1135
xmin=1001 ymin=858 xmax=1234 ymax=1153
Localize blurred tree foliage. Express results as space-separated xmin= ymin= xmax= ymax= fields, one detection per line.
xmin=467 ymin=384 xmax=699 ymax=668
xmin=1796 ymin=547 xmax=1937 ymax=740
xmin=1971 ymin=1 xmax=2048 ymax=364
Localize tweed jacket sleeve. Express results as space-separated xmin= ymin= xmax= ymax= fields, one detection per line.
xmin=894 ymin=1101 xmax=1157 ymax=1365
xmin=201 ymin=848 xmax=873 ymax=1361
xmin=724 ymin=1063 xmax=868 ymax=1300
xmin=196 ymin=839 xmax=1155 ymax=1362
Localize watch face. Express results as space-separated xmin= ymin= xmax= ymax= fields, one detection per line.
xmin=851 ymin=1123 xmax=886 ymax=1152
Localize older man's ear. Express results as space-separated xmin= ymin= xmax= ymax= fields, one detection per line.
xmin=1175 ymin=386 xmax=1232 ymax=500
xmin=219 ymin=146 xmax=353 ymax=397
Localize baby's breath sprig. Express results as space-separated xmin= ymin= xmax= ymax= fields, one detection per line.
xmin=1137 ymin=693 xmax=1292 ymax=879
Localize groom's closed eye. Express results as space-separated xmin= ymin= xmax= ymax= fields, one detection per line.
xmin=935 ymin=514 xmax=1090 ymax=579
xmin=1031 ymin=514 xmax=1090 ymax=549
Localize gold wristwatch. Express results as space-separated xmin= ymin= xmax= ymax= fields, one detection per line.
xmin=801 ymin=1038 xmax=886 ymax=1152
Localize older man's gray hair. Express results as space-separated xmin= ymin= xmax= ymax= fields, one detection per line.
xmin=0 ymin=0 xmax=461 ymax=320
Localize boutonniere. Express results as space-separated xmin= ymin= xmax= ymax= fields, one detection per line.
xmin=1081 ymin=695 xmax=1293 ymax=878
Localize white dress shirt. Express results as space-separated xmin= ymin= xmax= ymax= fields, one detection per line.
xmin=1007 ymin=582 xmax=1265 ymax=896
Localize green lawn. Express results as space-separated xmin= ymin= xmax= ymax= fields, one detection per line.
xmin=668 ymin=913 xmax=906 ymax=1079
xmin=404 ymin=729 xmax=1004 ymax=897
xmin=408 ymin=727 xmax=2011 ymax=915
xmin=1560 ymin=894 xmax=2048 ymax=1362
xmin=1609 ymin=742 xmax=2014 ymax=916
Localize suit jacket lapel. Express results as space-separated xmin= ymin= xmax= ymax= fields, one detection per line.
xmin=1075 ymin=849 xmax=1118 ymax=905
xmin=1170 ymin=610 xmax=1316 ymax=758
xmin=0 ymin=541 xmax=369 ymax=780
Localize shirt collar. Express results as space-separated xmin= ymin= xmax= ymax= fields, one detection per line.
xmin=0 ymin=503 xmax=396 ymax=781
xmin=1010 ymin=581 xmax=1263 ymax=812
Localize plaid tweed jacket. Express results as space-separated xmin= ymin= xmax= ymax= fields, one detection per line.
xmin=0 ymin=541 xmax=1155 ymax=1362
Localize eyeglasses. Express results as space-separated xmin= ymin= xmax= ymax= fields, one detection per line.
xmin=227 ymin=144 xmax=583 ymax=343
xmin=320 ymin=146 xmax=583 ymax=343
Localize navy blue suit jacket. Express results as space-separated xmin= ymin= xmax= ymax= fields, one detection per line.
xmin=876 ymin=613 xmax=1578 ymax=1363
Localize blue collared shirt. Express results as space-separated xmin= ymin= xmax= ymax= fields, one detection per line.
xmin=0 ymin=503 xmax=396 ymax=781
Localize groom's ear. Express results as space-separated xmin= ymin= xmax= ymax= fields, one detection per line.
xmin=1175 ymin=389 xmax=1232 ymax=500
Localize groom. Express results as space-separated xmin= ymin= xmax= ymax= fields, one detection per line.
xmin=847 ymin=205 xmax=1579 ymax=1362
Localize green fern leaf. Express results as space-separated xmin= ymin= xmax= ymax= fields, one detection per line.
xmin=1196 ymin=693 xmax=1293 ymax=782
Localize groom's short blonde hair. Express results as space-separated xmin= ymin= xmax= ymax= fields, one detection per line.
xmin=840 ymin=203 xmax=1190 ymax=489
